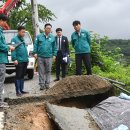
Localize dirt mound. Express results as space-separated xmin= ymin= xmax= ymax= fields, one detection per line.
xmin=45 ymin=75 xmax=113 ymax=102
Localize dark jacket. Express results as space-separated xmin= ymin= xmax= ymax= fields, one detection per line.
xmin=55 ymin=35 xmax=69 ymax=56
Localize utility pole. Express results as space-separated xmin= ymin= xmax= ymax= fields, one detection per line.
xmin=31 ymin=0 xmax=39 ymax=39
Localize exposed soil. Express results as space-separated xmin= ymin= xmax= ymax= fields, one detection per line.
xmin=45 ymin=75 xmax=113 ymax=103
xmin=4 ymin=75 xmax=115 ymax=130
xmin=4 ymin=102 xmax=54 ymax=130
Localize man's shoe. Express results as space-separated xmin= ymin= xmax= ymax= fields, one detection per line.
xmin=62 ymin=77 xmax=65 ymax=79
xmin=40 ymin=87 xmax=43 ymax=90
xmin=54 ymin=78 xmax=60 ymax=82
xmin=40 ymin=86 xmax=46 ymax=91
xmin=16 ymin=93 xmax=22 ymax=97
xmin=45 ymin=85 xmax=49 ymax=90
xmin=21 ymin=91 xmax=29 ymax=94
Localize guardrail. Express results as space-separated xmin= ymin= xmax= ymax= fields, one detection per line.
xmin=102 ymin=76 xmax=130 ymax=95
xmin=93 ymin=74 xmax=130 ymax=95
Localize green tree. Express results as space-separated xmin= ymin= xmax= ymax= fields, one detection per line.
xmin=7 ymin=0 xmax=56 ymax=37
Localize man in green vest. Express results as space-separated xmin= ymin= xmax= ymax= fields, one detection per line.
xmin=11 ymin=26 xmax=29 ymax=96
xmin=33 ymin=23 xmax=57 ymax=90
xmin=71 ymin=20 xmax=92 ymax=75
xmin=0 ymin=14 xmax=15 ymax=108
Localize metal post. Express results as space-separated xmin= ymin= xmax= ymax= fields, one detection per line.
xmin=31 ymin=0 xmax=39 ymax=39
xmin=113 ymin=84 xmax=130 ymax=95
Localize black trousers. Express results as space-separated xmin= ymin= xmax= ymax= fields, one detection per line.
xmin=56 ymin=51 xmax=67 ymax=78
xmin=75 ymin=53 xmax=92 ymax=75
xmin=15 ymin=62 xmax=28 ymax=80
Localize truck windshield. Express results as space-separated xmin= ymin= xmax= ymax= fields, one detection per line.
xmin=3 ymin=31 xmax=32 ymax=45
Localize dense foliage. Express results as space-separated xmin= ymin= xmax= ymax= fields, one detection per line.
xmin=6 ymin=0 xmax=56 ymax=37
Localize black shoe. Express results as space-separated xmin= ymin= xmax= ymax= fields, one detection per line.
xmin=40 ymin=87 xmax=43 ymax=91
xmin=21 ymin=91 xmax=29 ymax=94
xmin=62 ymin=77 xmax=65 ymax=79
xmin=16 ymin=92 xmax=22 ymax=97
xmin=54 ymin=78 xmax=60 ymax=82
xmin=40 ymin=86 xmax=46 ymax=91
xmin=45 ymin=85 xmax=49 ymax=90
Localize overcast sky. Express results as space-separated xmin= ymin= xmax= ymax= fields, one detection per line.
xmin=37 ymin=0 xmax=130 ymax=39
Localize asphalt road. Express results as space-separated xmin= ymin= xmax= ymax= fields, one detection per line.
xmin=4 ymin=73 xmax=55 ymax=100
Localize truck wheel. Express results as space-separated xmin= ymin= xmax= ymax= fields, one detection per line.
xmin=28 ymin=69 xmax=34 ymax=79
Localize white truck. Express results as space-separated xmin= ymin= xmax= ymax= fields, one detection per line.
xmin=4 ymin=30 xmax=35 ymax=79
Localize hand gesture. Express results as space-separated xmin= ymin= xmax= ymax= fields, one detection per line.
xmin=14 ymin=60 xmax=18 ymax=65
xmin=9 ymin=45 xmax=15 ymax=51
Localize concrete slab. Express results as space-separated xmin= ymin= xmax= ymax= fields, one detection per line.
xmin=46 ymin=103 xmax=100 ymax=130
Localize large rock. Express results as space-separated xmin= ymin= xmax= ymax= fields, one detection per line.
xmin=46 ymin=103 xmax=100 ymax=130
xmin=45 ymin=75 xmax=113 ymax=102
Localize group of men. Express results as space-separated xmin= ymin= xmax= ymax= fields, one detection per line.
xmin=33 ymin=21 xmax=92 ymax=91
xmin=33 ymin=24 xmax=70 ymax=90
xmin=0 ymin=13 xmax=92 ymax=108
